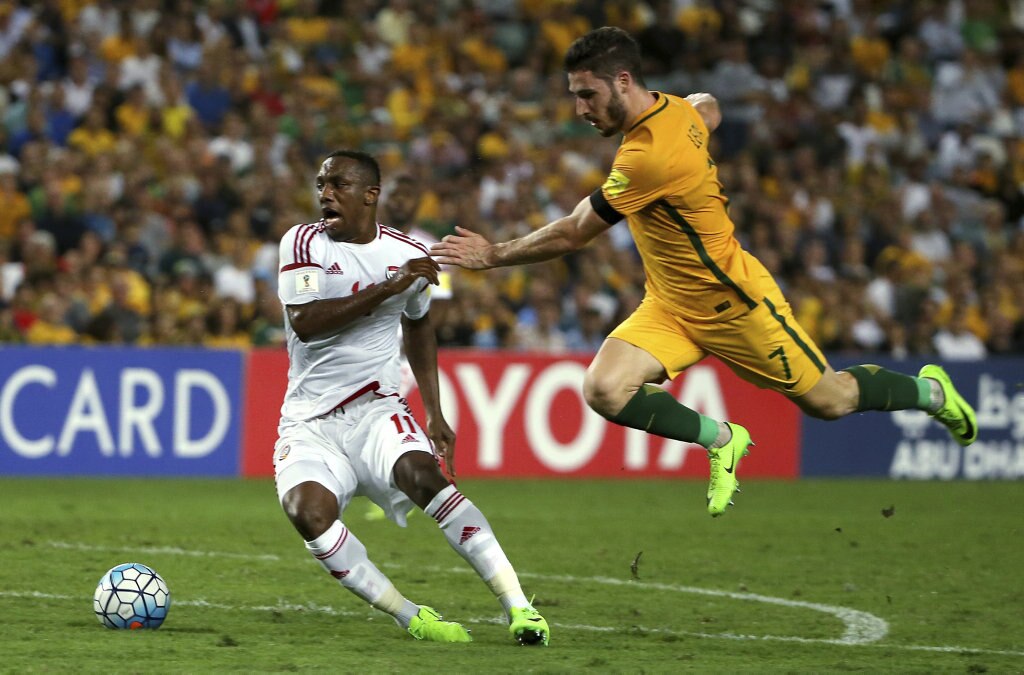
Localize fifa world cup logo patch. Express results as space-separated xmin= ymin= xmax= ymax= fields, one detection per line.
xmin=295 ymin=272 xmax=319 ymax=294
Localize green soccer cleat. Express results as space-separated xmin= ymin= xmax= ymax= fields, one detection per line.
xmin=407 ymin=606 xmax=472 ymax=643
xmin=509 ymin=606 xmax=549 ymax=646
xmin=706 ymin=423 xmax=753 ymax=517
xmin=919 ymin=364 xmax=978 ymax=447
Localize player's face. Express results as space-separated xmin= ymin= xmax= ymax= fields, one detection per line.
xmin=316 ymin=157 xmax=379 ymax=241
xmin=568 ymin=70 xmax=628 ymax=137
xmin=385 ymin=179 xmax=421 ymax=231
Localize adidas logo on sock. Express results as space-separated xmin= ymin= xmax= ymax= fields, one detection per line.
xmin=459 ymin=526 xmax=481 ymax=544
xmin=326 ymin=262 xmax=344 ymax=274
xmin=330 ymin=569 xmax=350 ymax=579
xmin=401 ymin=434 xmax=417 ymax=444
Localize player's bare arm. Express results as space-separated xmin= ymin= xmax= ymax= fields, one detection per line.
xmin=402 ymin=313 xmax=457 ymax=477
xmin=685 ymin=92 xmax=721 ymax=133
xmin=431 ymin=196 xmax=612 ymax=269
xmin=287 ymin=257 xmax=440 ymax=342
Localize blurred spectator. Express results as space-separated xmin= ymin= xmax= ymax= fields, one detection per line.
xmin=186 ymin=62 xmax=231 ymax=131
xmin=25 ymin=291 xmax=76 ymax=345
xmin=0 ymin=4 xmax=34 ymax=61
xmin=208 ymin=111 xmax=254 ymax=173
xmin=934 ymin=306 xmax=988 ymax=360
xmin=249 ymin=284 xmax=285 ymax=347
xmin=564 ymin=294 xmax=613 ymax=353
xmin=514 ymin=300 xmax=570 ymax=353
xmin=204 ymin=297 xmax=251 ymax=349
xmin=214 ymin=238 xmax=257 ymax=307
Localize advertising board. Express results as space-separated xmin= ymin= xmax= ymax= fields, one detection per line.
xmin=0 ymin=347 xmax=242 ymax=476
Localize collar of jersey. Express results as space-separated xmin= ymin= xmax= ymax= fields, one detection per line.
xmin=626 ymin=92 xmax=669 ymax=135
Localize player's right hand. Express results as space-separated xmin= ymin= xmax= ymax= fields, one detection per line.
xmin=425 ymin=416 xmax=457 ymax=479
xmin=430 ymin=227 xmax=495 ymax=269
xmin=387 ymin=257 xmax=440 ymax=292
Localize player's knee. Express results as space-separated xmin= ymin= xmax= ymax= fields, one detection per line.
xmin=393 ymin=451 xmax=448 ymax=509
xmin=800 ymin=399 xmax=846 ymax=420
xmin=281 ymin=484 xmax=337 ymax=541
xmin=582 ymin=370 xmax=628 ymax=419
xmin=798 ymin=392 xmax=855 ymax=420
xmin=796 ymin=370 xmax=859 ymax=420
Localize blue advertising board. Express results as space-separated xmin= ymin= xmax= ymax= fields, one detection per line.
xmin=0 ymin=346 xmax=242 ymax=476
xmin=801 ymin=357 xmax=1024 ymax=479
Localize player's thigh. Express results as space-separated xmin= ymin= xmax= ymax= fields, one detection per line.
xmin=274 ymin=424 xmax=358 ymax=517
xmin=594 ymin=296 xmax=705 ymax=400
xmin=693 ymin=295 xmax=828 ymax=397
xmin=349 ymin=397 xmax=438 ymax=525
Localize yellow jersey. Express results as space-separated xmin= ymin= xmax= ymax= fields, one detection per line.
xmin=592 ymin=93 xmax=774 ymax=323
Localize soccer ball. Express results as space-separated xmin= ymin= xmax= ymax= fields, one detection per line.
xmin=93 ymin=562 xmax=171 ymax=629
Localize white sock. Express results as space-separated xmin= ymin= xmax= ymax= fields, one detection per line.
xmin=305 ymin=520 xmax=419 ymax=628
xmin=708 ymin=422 xmax=732 ymax=450
xmin=927 ymin=378 xmax=945 ymax=413
xmin=425 ymin=485 xmax=530 ymax=615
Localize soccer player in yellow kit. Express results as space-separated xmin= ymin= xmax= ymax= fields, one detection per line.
xmin=432 ymin=27 xmax=977 ymax=516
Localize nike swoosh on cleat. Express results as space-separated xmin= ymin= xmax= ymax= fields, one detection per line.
xmin=723 ymin=449 xmax=736 ymax=474
xmin=957 ymin=402 xmax=975 ymax=440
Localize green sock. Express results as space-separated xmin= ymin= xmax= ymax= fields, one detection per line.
xmin=611 ymin=384 xmax=720 ymax=447
xmin=844 ymin=365 xmax=930 ymax=412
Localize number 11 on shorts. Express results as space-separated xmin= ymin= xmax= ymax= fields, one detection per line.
xmin=390 ymin=413 xmax=417 ymax=434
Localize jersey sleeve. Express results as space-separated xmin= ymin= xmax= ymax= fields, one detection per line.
xmin=402 ymin=278 xmax=432 ymax=320
xmin=278 ymin=225 xmax=325 ymax=306
xmin=600 ymin=128 xmax=704 ymax=217
xmin=599 ymin=145 xmax=665 ymax=217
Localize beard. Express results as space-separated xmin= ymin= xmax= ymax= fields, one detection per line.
xmin=600 ymin=88 xmax=628 ymax=137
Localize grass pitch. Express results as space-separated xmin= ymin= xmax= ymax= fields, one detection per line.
xmin=0 ymin=477 xmax=1021 ymax=673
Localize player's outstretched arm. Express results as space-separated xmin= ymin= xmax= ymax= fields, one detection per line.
xmin=287 ymin=257 xmax=439 ymax=342
xmin=402 ymin=313 xmax=457 ymax=477
xmin=431 ymin=195 xmax=612 ymax=269
xmin=685 ymin=92 xmax=721 ymax=133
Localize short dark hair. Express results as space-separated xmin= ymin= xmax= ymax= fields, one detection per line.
xmin=325 ymin=149 xmax=381 ymax=187
xmin=563 ymin=26 xmax=645 ymax=87
xmin=392 ymin=172 xmax=417 ymax=187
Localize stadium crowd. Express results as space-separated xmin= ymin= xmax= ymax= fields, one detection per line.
xmin=1 ymin=0 xmax=1022 ymax=360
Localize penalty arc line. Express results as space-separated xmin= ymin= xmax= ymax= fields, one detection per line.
xmin=24 ymin=541 xmax=1024 ymax=659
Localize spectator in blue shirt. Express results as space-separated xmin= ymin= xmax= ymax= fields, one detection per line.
xmin=186 ymin=62 xmax=232 ymax=131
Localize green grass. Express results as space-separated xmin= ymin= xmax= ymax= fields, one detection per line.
xmin=0 ymin=478 xmax=1022 ymax=673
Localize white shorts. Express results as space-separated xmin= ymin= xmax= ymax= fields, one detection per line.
xmin=274 ymin=393 xmax=436 ymax=527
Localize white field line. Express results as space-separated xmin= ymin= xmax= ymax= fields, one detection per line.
xmin=3 ymin=589 xmax=1023 ymax=659
xmin=43 ymin=541 xmax=281 ymax=562
xmin=14 ymin=541 xmax=1022 ymax=659
xmin=517 ymin=571 xmax=888 ymax=646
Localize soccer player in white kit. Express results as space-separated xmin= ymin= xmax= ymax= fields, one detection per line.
xmin=274 ymin=150 xmax=549 ymax=645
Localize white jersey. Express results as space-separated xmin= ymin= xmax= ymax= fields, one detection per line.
xmin=277 ymin=221 xmax=432 ymax=424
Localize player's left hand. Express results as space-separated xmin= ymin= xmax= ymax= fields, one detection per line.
xmin=430 ymin=227 xmax=495 ymax=269
xmin=426 ymin=416 xmax=457 ymax=478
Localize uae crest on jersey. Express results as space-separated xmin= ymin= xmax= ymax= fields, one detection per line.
xmin=386 ymin=266 xmax=400 ymax=279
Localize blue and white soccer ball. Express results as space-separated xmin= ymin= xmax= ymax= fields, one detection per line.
xmin=93 ymin=562 xmax=171 ymax=630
